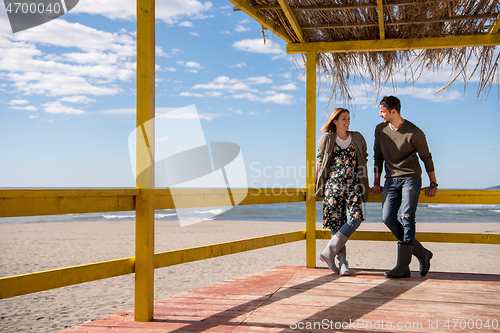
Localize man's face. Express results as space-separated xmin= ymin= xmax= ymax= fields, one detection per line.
xmin=379 ymin=105 xmax=393 ymax=123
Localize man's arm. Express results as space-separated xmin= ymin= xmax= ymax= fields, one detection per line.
xmin=372 ymin=127 xmax=383 ymax=195
xmin=413 ymin=129 xmax=437 ymax=197
xmin=372 ymin=173 xmax=382 ymax=194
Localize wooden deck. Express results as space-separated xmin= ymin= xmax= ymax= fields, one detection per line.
xmin=60 ymin=266 xmax=500 ymax=332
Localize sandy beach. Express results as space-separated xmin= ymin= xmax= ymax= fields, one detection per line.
xmin=1 ymin=220 xmax=499 ymax=333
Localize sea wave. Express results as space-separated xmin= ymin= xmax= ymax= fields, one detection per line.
xmin=155 ymin=213 xmax=177 ymax=218
xmin=194 ymin=209 xmax=225 ymax=215
xmin=426 ymin=204 xmax=500 ymax=209
xmin=103 ymin=214 xmax=135 ymax=219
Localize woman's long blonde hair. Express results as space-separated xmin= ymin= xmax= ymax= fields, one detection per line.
xmin=320 ymin=107 xmax=349 ymax=132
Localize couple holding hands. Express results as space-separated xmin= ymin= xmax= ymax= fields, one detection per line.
xmin=316 ymin=95 xmax=438 ymax=278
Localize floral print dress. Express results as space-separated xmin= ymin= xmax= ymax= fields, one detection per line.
xmin=322 ymin=141 xmax=364 ymax=231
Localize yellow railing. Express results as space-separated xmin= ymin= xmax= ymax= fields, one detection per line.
xmin=1 ymin=189 xmax=499 ymax=301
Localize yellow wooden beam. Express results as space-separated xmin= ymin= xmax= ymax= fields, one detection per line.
xmin=377 ymin=0 xmax=385 ymax=40
xmin=316 ymin=230 xmax=500 ymax=245
xmin=287 ymin=34 xmax=500 ymax=54
xmin=154 ymin=188 xmax=306 ymax=209
xmin=416 ymin=189 xmax=500 ymax=204
xmin=490 ymin=12 xmax=500 ymax=34
xmin=0 ymin=189 xmax=138 ymax=217
xmin=3 ymin=226 xmax=499 ymax=300
xmin=305 ymin=51 xmax=317 ymax=268
xmin=2 ymin=189 xmax=500 ymax=218
xmin=0 ymin=232 xmax=305 ymax=300
xmin=277 ymin=0 xmax=304 ymax=42
xmin=0 ymin=257 xmax=135 ymax=300
xmin=228 ymin=0 xmax=293 ymax=43
xmin=154 ymin=231 xmax=306 ymax=269
xmin=135 ymin=0 xmax=155 ymax=322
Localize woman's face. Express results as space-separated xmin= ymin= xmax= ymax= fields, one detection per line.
xmin=334 ymin=111 xmax=350 ymax=132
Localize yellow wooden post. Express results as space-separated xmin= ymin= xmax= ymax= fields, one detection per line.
xmin=305 ymin=52 xmax=317 ymax=268
xmin=135 ymin=0 xmax=155 ymax=322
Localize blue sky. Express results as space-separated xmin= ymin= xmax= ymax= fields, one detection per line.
xmin=1 ymin=1 xmax=499 ymax=190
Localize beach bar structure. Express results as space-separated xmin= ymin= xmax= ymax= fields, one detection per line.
xmin=1 ymin=0 xmax=500 ymax=329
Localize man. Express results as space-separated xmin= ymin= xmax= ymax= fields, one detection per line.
xmin=372 ymin=96 xmax=438 ymax=278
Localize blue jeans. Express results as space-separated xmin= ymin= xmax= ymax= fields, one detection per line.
xmin=382 ymin=179 xmax=421 ymax=243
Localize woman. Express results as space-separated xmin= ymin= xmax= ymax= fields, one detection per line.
xmin=316 ymin=107 xmax=369 ymax=275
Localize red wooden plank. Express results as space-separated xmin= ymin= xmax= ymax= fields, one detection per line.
xmin=60 ymin=266 xmax=500 ymax=333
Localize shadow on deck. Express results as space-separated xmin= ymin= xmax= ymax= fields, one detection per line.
xmin=60 ymin=266 xmax=500 ymax=332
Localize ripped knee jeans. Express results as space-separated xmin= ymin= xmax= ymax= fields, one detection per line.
xmin=381 ymin=179 xmax=421 ymax=243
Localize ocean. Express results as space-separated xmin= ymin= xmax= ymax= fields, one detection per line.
xmin=1 ymin=202 xmax=500 ymax=224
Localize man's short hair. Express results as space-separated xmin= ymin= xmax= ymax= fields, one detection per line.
xmin=380 ymin=96 xmax=401 ymax=114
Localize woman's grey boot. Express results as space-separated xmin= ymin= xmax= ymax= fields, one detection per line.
xmin=413 ymin=239 xmax=433 ymax=276
xmin=319 ymin=231 xmax=348 ymax=273
xmin=385 ymin=242 xmax=414 ymax=278
xmin=336 ymin=245 xmax=349 ymax=276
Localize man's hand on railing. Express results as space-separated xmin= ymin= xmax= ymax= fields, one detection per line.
xmin=371 ymin=185 xmax=383 ymax=195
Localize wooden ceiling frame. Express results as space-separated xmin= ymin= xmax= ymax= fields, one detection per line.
xmin=230 ymin=0 xmax=500 ymax=53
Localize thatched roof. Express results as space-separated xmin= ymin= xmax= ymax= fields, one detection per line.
xmin=232 ymin=0 xmax=500 ymax=102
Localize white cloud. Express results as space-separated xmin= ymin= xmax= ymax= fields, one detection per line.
xmin=8 ymin=99 xmax=30 ymax=105
xmin=388 ymin=86 xmax=463 ymax=103
xmin=98 ymin=108 xmax=135 ymax=115
xmin=272 ymin=83 xmax=300 ymax=91
xmin=192 ymin=78 xmax=251 ymax=92
xmin=28 ymin=115 xmax=39 ymax=119
xmin=156 ymin=137 xmax=170 ymax=142
xmin=177 ymin=60 xmax=202 ymax=72
xmin=156 ymin=46 xmax=168 ymax=57
xmin=230 ymin=62 xmax=246 ymax=68
xmin=233 ymin=38 xmax=286 ymax=59
xmin=190 ymin=32 xmax=200 ymax=36
xmin=165 ymin=67 xmax=176 ymax=72
xmin=156 ymin=111 xmax=221 ymax=121
xmin=178 ymin=21 xmax=194 ymax=28
xmin=0 ymin=19 xmax=134 ymax=101
xmin=230 ymin=92 xmax=294 ymax=105
xmin=247 ymin=76 xmax=273 ymax=84
xmin=73 ymin=0 xmax=213 ymax=25
xmin=235 ymin=25 xmax=251 ymax=32
xmin=192 ymin=76 xmax=272 ymax=92
xmin=9 ymin=72 xmax=122 ymax=96
xmin=55 ymin=52 xmax=120 ymax=65
xmin=185 ymin=61 xmax=201 ymax=68
xmin=9 ymin=105 xmax=38 ymax=111
xmin=325 ymin=83 xmax=464 ymax=105
xmin=42 ymin=101 xmax=85 ymax=115
xmin=179 ymin=91 xmax=205 ymax=97
xmin=184 ymin=75 xmax=295 ymax=104
xmin=97 ymin=107 xmax=182 ymax=116
xmin=60 ymin=95 xmax=96 ymax=104
xmin=221 ymin=31 xmax=232 ymax=35
xmin=179 ymin=91 xmax=204 ymax=97
xmin=229 ymin=107 xmax=243 ymax=114
xmin=13 ymin=20 xmax=136 ymax=56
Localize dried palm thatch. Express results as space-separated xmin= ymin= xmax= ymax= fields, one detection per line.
xmin=238 ymin=0 xmax=500 ymax=102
